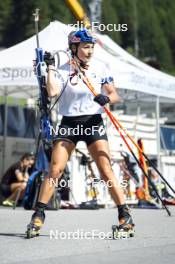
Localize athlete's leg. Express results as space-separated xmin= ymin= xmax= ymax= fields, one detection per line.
xmin=88 ymin=139 xmax=134 ymax=237
xmin=38 ymin=140 xmax=75 ymax=204
xmin=88 ymin=139 xmax=125 ymax=205
xmin=26 ymin=140 xmax=75 ymax=238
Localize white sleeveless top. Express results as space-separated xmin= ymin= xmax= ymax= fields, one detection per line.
xmin=55 ymin=59 xmax=112 ymax=116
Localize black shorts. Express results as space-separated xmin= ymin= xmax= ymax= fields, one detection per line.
xmin=54 ymin=114 xmax=107 ymax=146
xmin=0 ymin=184 xmax=11 ymax=198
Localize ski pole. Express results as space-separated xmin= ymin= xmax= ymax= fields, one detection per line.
xmin=101 ymin=104 xmax=171 ymax=215
xmin=105 ymin=110 xmax=171 ymax=216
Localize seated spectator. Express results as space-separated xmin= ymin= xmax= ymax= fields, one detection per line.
xmin=0 ymin=153 xmax=35 ymax=206
xmin=28 ymin=153 xmax=36 ymax=175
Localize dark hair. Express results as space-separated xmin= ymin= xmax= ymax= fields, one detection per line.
xmin=20 ymin=152 xmax=35 ymax=161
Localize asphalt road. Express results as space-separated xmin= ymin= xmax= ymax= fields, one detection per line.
xmin=0 ymin=206 xmax=175 ymax=264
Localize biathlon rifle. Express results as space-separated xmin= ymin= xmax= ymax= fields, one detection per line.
xmin=33 ymin=8 xmax=51 ymax=142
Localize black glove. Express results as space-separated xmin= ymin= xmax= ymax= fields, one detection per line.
xmin=44 ymin=51 xmax=55 ymax=66
xmin=94 ymin=94 xmax=110 ymax=106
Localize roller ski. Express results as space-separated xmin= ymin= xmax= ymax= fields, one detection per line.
xmin=26 ymin=210 xmax=45 ymax=239
xmin=112 ymin=205 xmax=135 ymax=239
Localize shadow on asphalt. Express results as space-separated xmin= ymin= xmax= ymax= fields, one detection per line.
xmin=0 ymin=233 xmax=50 ymax=239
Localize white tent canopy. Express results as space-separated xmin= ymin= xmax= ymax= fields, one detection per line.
xmin=0 ymin=20 xmax=175 ymax=99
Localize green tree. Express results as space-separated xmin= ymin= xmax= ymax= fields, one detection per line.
xmin=101 ymin=0 xmax=121 ymax=44
xmin=153 ymin=0 xmax=175 ymax=71
xmin=0 ymin=0 xmax=12 ymax=45
xmin=2 ymin=0 xmax=74 ymax=47
xmin=137 ymin=0 xmax=173 ymax=71
xmin=112 ymin=0 xmax=136 ymax=50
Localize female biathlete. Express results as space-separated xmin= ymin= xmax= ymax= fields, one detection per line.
xmin=26 ymin=29 xmax=134 ymax=238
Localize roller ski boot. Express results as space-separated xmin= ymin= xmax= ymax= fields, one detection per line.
xmin=112 ymin=205 xmax=135 ymax=239
xmin=26 ymin=210 xmax=45 ymax=239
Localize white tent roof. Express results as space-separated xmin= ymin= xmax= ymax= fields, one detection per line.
xmin=0 ymin=20 xmax=175 ymax=99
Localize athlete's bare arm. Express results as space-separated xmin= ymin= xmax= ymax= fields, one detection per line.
xmin=46 ymin=65 xmax=61 ymax=97
xmin=102 ymin=82 xmax=120 ymax=104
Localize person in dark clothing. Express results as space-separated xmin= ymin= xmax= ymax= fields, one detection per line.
xmin=0 ymin=153 xmax=35 ymax=206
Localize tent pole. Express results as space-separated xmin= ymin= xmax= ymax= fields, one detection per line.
xmin=156 ymin=96 xmax=162 ymax=204
xmin=133 ymin=98 xmax=140 ymax=139
xmin=2 ymin=88 xmax=8 ymax=175
xmin=156 ymin=96 xmax=161 ymax=170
